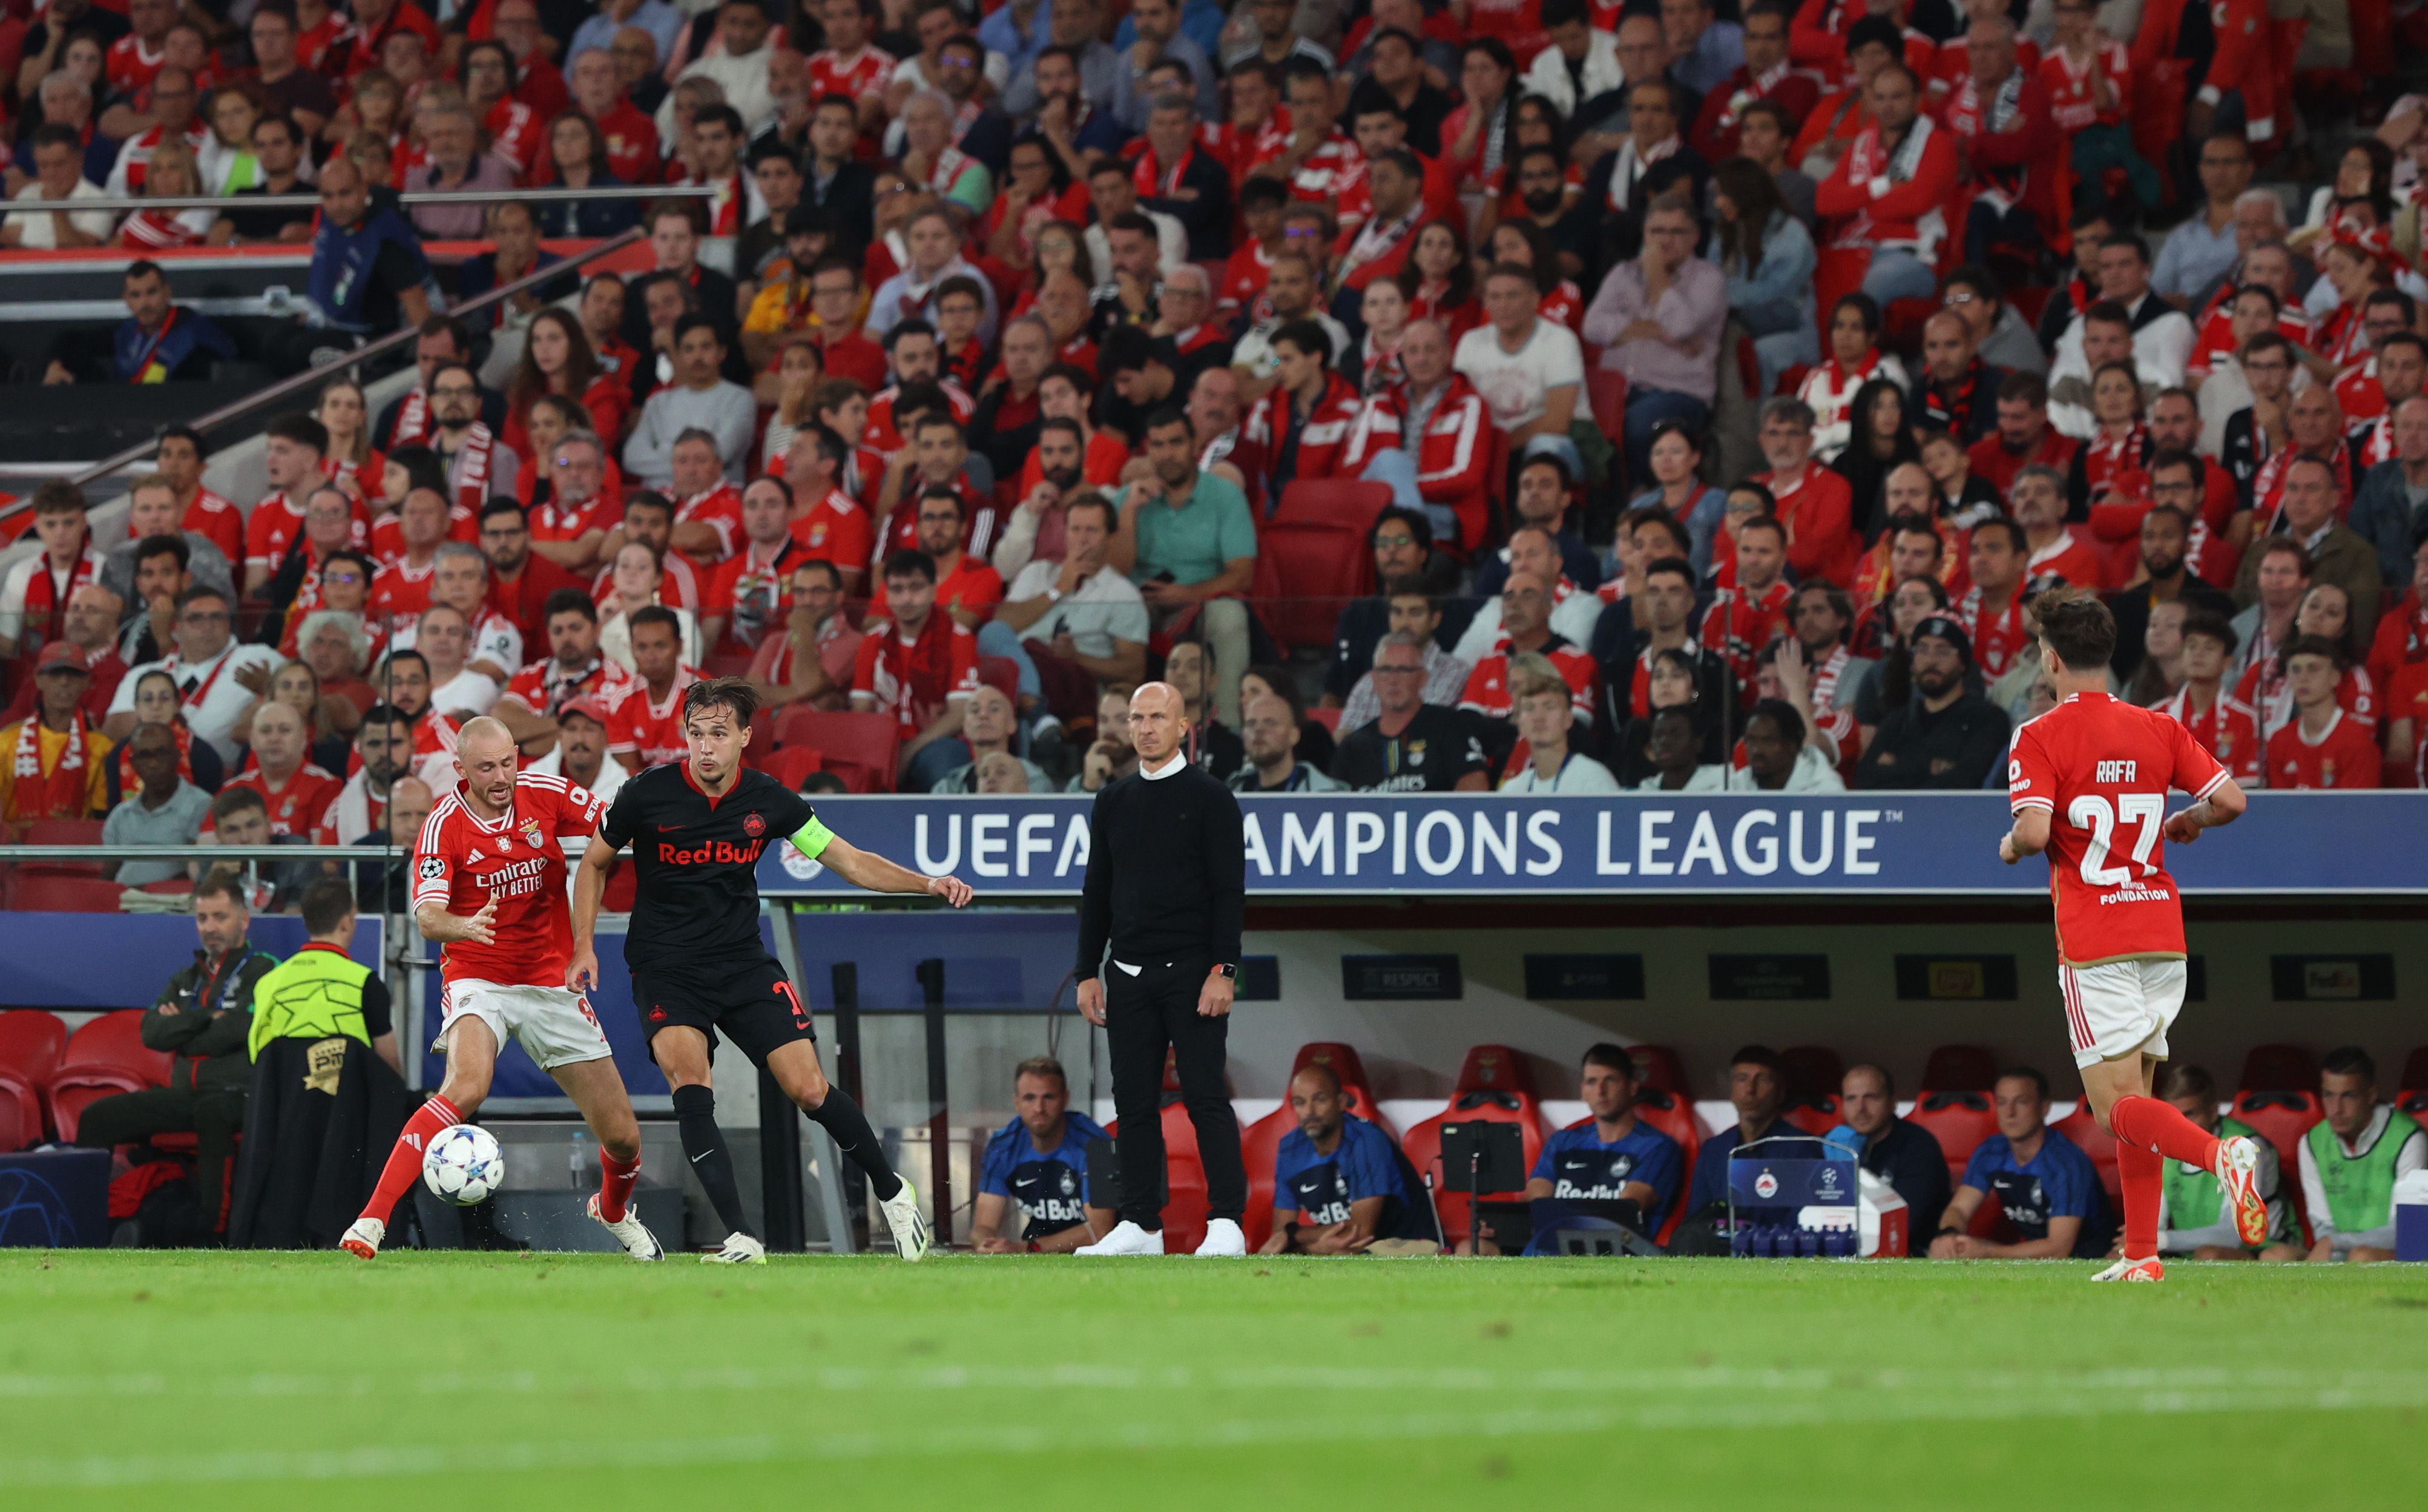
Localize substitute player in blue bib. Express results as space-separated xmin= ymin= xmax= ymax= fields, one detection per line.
xmin=973 ymin=1056 xmax=1116 ymax=1253
xmin=569 ymin=675 xmax=974 ymax=1263
xmin=1258 ymin=1062 xmax=1438 ymax=1255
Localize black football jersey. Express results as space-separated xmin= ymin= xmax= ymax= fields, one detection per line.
xmin=599 ymin=762 xmax=824 ymax=973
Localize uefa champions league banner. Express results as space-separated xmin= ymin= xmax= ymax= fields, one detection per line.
xmin=754 ymin=792 xmax=2428 ymax=898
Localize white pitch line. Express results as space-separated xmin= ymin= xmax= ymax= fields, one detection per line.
xmin=5 ymin=1370 xmax=2428 ymax=1488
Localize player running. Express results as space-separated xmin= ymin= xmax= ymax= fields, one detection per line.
xmin=342 ymin=717 xmax=663 ymax=1261
xmin=567 ymin=676 xmax=972 ymax=1263
xmin=1999 ymin=595 xmax=2269 ymax=1283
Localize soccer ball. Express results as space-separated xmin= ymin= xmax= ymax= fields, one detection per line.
xmin=422 ymin=1125 xmax=505 ymax=1206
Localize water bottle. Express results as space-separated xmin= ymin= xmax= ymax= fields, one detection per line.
xmin=1797 ymin=1228 xmax=1821 ymax=1258
xmin=568 ymin=1129 xmax=587 ymax=1189
xmin=1730 ymin=1223 xmax=1751 ymax=1258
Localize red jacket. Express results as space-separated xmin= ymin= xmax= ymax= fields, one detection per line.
xmin=1343 ymin=374 xmax=1495 ymax=555
xmin=1241 ymin=372 xmax=1377 ymax=500
xmin=1815 ymin=116 xmax=1960 ymax=264
xmin=1938 ymin=68 xmax=2061 ymax=242
xmin=2131 ymin=0 xmax=2281 ymax=143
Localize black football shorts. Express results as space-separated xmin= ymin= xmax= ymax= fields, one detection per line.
xmin=631 ymin=955 xmax=817 ymax=1067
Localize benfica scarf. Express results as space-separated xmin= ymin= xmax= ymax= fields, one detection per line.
xmin=444 ymin=423 xmax=498 ymax=513
xmin=1945 ymin=70 xmax=2025 ymax=203
xmin=1606 ymin=135 xmax=1680 ymax=213
xmin=2256 ymin=442 xmax=2352 ymax=532
xmin=391 ymin=387 xmax=435 ymax=448
xmin=924 ymin=147 xmax=976 ymax=199
xmin=1338 ymin=203 xmax=1422 ymax=284
xmin=1714 ymin=61 xmax=1795 ymax=139
xmin=2084 ymin=420 xmax=2149 ymax=497
xmin=12 ymin=711 xmax=94 ymax=821
xmin=1133 ymin=142 xmax=1198 ymax=199
xmin=21 ymin=550 xmax=103 ymax=656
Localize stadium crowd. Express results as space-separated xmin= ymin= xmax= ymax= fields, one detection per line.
xmin=3 ymin=0 xmax=2428 ymax=861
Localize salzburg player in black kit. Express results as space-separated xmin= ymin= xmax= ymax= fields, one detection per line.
xmin=569 ymin=676 xmax=974 ymax=1263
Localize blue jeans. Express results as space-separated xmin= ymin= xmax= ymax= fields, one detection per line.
xmin=1622 ymin=387 xmax=1711 ymax=496
xmin=975 ymin=619 xmax=1042 ymax=702
xmin=1752 ymin=325 xmax=1819 ymax=400
xmin=1358 ymin=449 xmax=1442 ymax=538
xmin=1860 ymin=248 xmax=1940 ymax=306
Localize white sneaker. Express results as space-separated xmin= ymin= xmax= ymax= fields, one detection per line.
xmin=1075 ymin=1220 xmax=1165 ymax=1255
xmin=587 ymin=1193 xmax=664 ymax=1260
xmin=1193 ymin=1218 xmax=1247 ymax=1257
xmin=878 ymin=1178 xmax=931 ymax=1261
xmin=702 ymin=1231 xmax=767 ymax=1264
xmin=338 ymin=1217 xmax=384 ymax=1260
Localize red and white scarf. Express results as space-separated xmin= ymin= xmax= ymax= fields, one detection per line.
xmin=924 ymin=146 xmax=976 ymax=198
xmin=12 ymin=710 xmax=91 ymax=819
xmin=390 ymin=387 xmax=435 ymax=448
xmin=1338 ymin=202 xmax=1423 ymax=285
xmin=20 ymin=549 xmax=104 ymax=656
xmin=1133 ymin=142 xmax=1199 ymax=199
xmin=445 ymin=423 xmax=498 ymax=513
xmin=1606 ymin=135 xmax=1680 ymax=214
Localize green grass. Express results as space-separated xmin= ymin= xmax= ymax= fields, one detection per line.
xmin=3 ymin=1252 xmax=2425 ymax=1510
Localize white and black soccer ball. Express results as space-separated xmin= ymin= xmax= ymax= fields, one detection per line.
xmin=422 ymin=1125 xmax=505 ymax=1206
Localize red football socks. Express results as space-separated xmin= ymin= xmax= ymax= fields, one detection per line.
xmin=597 ymin=1146 xmax=641 ymax=1224
xmin=2108 ymin=1094 xmax=2222 ymax=1169
xmin=363 ymin=1096 xmax=462 ymax=1226
xmin=2117 ymin=1137 xmax=2162 ymax=1259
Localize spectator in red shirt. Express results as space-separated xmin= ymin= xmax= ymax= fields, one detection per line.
xmin=604 ymin=606 xmax=698 ymax=772
xmin=910 ymin=485 xmax=1005 ymax=630
xmin=748 ymin=558 xmax=861 ymax=716
xmin=1752 ymin=397 xmax=1858 ymax=588
xmin=850 ymin=548 xmax=981 ymax=791
xmin=2265 ymin=636 xmax=2381 ymax=788
xmin=1969 ymin=370 xmax=2077 ymax=503
xmin=1814 ymin=61 xmax=1958 ymax=307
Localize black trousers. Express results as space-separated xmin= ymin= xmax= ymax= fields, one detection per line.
xmin=1106 ymin=956 xmax=1246 ymax=1229
xmin=76 ymin=1086 xmax=245 ymax=1226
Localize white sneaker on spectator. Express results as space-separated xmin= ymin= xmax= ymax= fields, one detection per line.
xmin=587 ymin=1194 xmax=664 ymax=1260
xmin=702 ymin=1232 xmax=767 ymax=1264
xmin=878 ymin=1178 xmax=930 ymax=1261
xmin=338 ymin=1217 xmax=384 ymax=1260
xmin=1075 ymin=1220 xmax=1164 ymax=1255
xmin=1194 ymin=1218 xmax=1247 ymax=1257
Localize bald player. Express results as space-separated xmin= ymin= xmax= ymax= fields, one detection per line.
xmin=1258 ymin=1060 xmax=1436 ymax=1255
xmin=341 ymin=715 xmax=661 ymax=1261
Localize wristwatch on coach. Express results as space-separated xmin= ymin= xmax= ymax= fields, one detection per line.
xmin=1212 ymin=964 xmax=1239 ymax=981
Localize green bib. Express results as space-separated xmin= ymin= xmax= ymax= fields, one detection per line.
xmin=247 ymin=944 xmax=373 ymax=1060
xmin=2162 ymin=1115 xmax=2261 ymax=1235
xmin=2305 ymin=1109 xmax=2419 ymax=1236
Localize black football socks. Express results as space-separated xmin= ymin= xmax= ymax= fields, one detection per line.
xmin=804 ymin=1086 xmax=903 ymax=1202
xmin=671 ymin=1084 xmax=754 ymax=1240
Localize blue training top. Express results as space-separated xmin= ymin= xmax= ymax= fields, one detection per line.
xmin=978 ymin=1111 xmax=1108 ymax=1237
xmin=1961 ymin=1129 xmax=2101 ymax=1242
xmin=1272 ymin=1114 xmax=1406 ymax=1224
xmin=1533 ymin=1117 xmax=1685 ymax=1229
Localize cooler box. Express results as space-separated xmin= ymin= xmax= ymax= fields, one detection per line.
xmin=0 ymin=1148 xmax=112 ymax=1246
xmin=2397 ymin=1170 xmax=2428 ymax=1262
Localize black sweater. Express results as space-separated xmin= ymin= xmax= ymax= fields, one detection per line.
xmin=1076 ymin=760 xmax=1245 ymax=976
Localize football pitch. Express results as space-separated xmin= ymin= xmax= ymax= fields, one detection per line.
xmin=4 ymin=1252 xmax=2424 ymax=1510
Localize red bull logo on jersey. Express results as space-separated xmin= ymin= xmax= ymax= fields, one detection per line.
xmin=659 ymin=838 xmax=767 ymax=867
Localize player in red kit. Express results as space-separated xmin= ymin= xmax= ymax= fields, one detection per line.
xmin=2001 ymin=594 xmax=2268 ymax=1281
xmin=340 ymin=716 xmax=662 ymax=1262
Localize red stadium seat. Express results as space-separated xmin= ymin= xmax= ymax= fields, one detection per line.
xmin=0 ymin=1069 xmax=44 ymax=1151
xmin=976 ymin=656 xmax=1019 ymax=704
xmin=1102 ymin=1097 xmax=1240 ymax=1257
xmin=4 ymin=873 xmax=126 ymax=912
xmin=1585 ymin=368 xmax=1628 ymax=445
xmin=702 ymin=650 xmax=756 ymax=680
xmin=1272 ymin=479 xmax=1393 ymax=533
xmin=760 ymin=746 xmax=824 ymax=793
xmin=1907 ymin=1090 xmax=1999 ymax=1190
xmin=1630 ymin=1085 xmax=1704 ymax=1244
xmin=1240 ymin=1042 xmax=1393 ymax=1248
xmin=602 ymin=861 xmax=638 ymax=913
xmin=772 ymin=709 xmax=900 ymax=793
xmin=2400 ymin=1048 xmax=2428 ymax=1133
xmin=1306 ymin=706 xmax=1341 ymax=732
xmin=21 ymin=818 xmax=104 ymax=845
xmin=2048 ymin=1103 xmax=2120 ymax=1201
xmin=2238 ymin=1044 xmax=2318 ymax=1094
xmin=1629 ymin=1044 xmax=1688 ymax=1096
xmin=60 ymin=1010 xmax=171 ymax=1085
xmin=1401 ymin=1045 xmax=1550 ymax=1247
xmin=1919 ymin=1045 xmax=1999 ymax=1094
xmin=1249 ymin=520 xmax=1372 ymax=651
xmin=0 ymin=1010 xmax=68 ymax=1085
xmin=1780 ymin=1100 xmax=1842 ymax=1137
xmin=1780 ymin=1044 xmax=1845 ymax=1108
xmin=43 ymin=1067 xmax=148 ymax=1144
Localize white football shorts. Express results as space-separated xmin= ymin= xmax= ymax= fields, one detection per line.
xmin=438 ymin=979 xmax=614 ymax=1070
xmin=2056 ymin=958 xmax=2186 ymax=1070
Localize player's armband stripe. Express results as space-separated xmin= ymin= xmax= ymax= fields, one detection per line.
xmin=2193 ymin=769 xmax=2229 ymax=800
xmin=2009 ymin=797 xmax=2055 ymax=814
xmin=790 ymin=817 xmax=835 ymax=860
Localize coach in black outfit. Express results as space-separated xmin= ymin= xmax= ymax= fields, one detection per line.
xmin=1073 ymin=681 xmax=1249 ymax=1257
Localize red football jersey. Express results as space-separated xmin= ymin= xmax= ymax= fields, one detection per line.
xmin=207 ymin=764 xmax=344 ymax=838
xmin=1458 ymin=645 xmax=1597 ymax=724
xmin=673 ymin=482 xmax=745 ymax=562
xmin=2263 ymin=708 xmax=2381 ymax=790
xmin=808 ymin=46 xmax=895 ymax=102
xmin=411 ymin=771 xmax=606 ymax=987
xmin=605 ymin=669 xmax=699 ymax=769
xmin=2007 ymin=691 xmax=2229 ymax=964
xmin=2154 ymin=685 xmax=2263 ymax=782
xmin=370 ymin=559 xmax=436 ymax=622
xmin=182 ymin=488 xmax=245 ymax=564
xmin=852 ymin=617 xmax=978 ymax=734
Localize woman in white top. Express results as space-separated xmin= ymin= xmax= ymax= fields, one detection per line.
xmin=1499 ymin=660 xmax=1619 ymax=794
xmin=597 ymin=541 xmax=703 ymax=673
xmin=1728 ymin=700 xmax=1846 ymax=793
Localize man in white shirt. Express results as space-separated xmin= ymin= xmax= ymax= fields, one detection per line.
xmin=2 ymin=120 xmax=114 ymax=251
xmin=102 ymin=585 xmax=281 ymax=762
xmin=867 ymin=202 xmax=1002 ymax=344
xmin=653 ymin=0 xmax=780 ymax=145
xmin=387 ymin=544 xmax=522 ymax=688
xmin=1455 ymin=265 xmax=1585 ymax=477
xmin=1453 ymin=527 xmax=1601 ymax=659
xmin=994 ymin=492 xmax=1148 ymax=705
xmin=2049 ymin=234 xmax=2195 ymax=415
xmin=525 ymin=692 xmax=630 ymax=804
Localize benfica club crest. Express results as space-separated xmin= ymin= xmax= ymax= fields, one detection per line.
xmin=743 ymin=811 xmax=766 ymax=839
xmin=521 ymin=820 xmax=544 ymax=849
